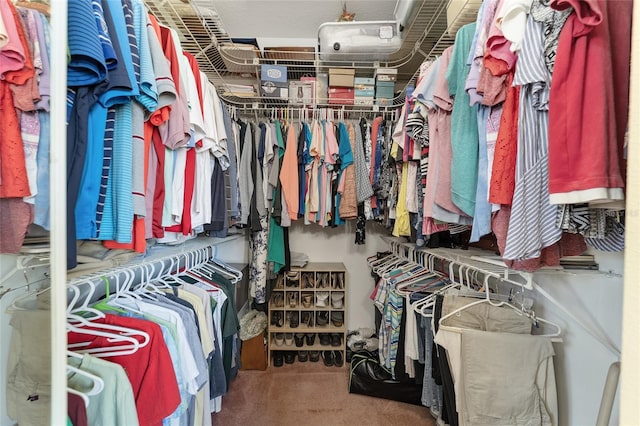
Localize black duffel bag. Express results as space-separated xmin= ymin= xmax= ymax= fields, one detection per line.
xmin=348 ymin=350 xmax=423 ymax=406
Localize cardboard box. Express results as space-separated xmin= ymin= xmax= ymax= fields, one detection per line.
xmin=354 ymin=97 xmax=374 ymax=106
xmin=375 ymin=67 xmax=398 ymax=82
xmin=355 ymin=88 xmax=375 ymax=97
xmin=376 ymin=81 xmax=395 ymax=99
xmin=261 ymin=64 xmax=288 ymax=83
xmin=329 ymin=68 xmax=355 ymax=87
xmin=289 ymin=80 xmax=314 ymax=105
xmin=354 ymin=77 xmax=375 ymax=86
xmin=240 ymin=331 xmax=267 ymax=371
xmin=375 ymin=97 xmax=394 ymax=106
xmin=354 ymin=83 xmax=375 ymax=91
xmin=260 ymin=81 xmax=288 ymax=98
xmin=300 ymin=76 xmax=317 ymax=104
xmin=328 ymin=87 xmax=354 ymax=105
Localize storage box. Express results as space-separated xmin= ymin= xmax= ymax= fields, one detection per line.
xmin=375 ymin=97 xmax=394 ymax=106
xmin=375 ymin=68 xmax=398 ymax=82
xmin=260 ymin=81 xmax=288 ymax=98
xmin=300 ymin=76 xmax=317 ymax=104
xmin=354 ymin=77 xmax=375 ymax=86
xmin=355 ymin=88 xmax=375 ymax=97
xmin=261 ymin=64 xmax=288 ymax=83
xmin=329 ymin=68 xmax=355 ymax=87
xmin=289 ymin=81 xmax=314 ymax=105
xmin=316 ymin=72 xmax=329 ymax=103
xmin=240 ymin=331 xmax=267 ymax=371
xmin=376 ymin=81 xmax=395 ymax=99
xmin=354 ymin=97 xmax=374 ymax=106
xmin=328 ymin=87 xmax=355 ymax=105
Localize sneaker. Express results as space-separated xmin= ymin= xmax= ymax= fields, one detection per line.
xmin=319 ymin=333 xmax=331 ymax=346
xmin=330 ymin=333 xmax=342 ymax=347
xmin=294 ymin=333 xmax=305 ymax=348
xmin=274 ymin=333 xmax=285 ymax=347
xmin=305 ymin=333 xmax=316 ymax=346
xmin=309 ymin=351 xmax=320 ymax=362
xmin=298 ymin=350 xmax=309 ymax=362
xmin=284 ymin=352 xmax=296 ymax=364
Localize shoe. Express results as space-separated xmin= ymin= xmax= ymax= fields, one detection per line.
xmin=321 ymin=350 xmax=334 ymax=367
xmin=272 ymin=292 xmax=284 ymax=307
xmin=274 ymin=333 xmax=285 ymax=346
xmin=289 ymin=312 xmax=299 ymax=328
xmin=301 ymin=311 xmax=313 ymax=327
xmin=331 ymin=292 xmax=344 ymax=309
xmin=286 ymin=271 xmax=300 ymax=287
xmin=305 ymin=333 xmax=316 ymax=346
xmin=333 ymin=350 xmax=344 ymax=367
xmin=273 ymin=351 xmax=284 ymax=367
xmin=330 ymin=333 xmax=342 ymax=347
xmin=336 ymin=273 xmax=345 ymax=289
xmin=315 ymin=292 xmax=329 ymax=307
xmin=274 ymin=275 xmax=284 ymax=289
xmin=284 ymin=352 xmax=296 ymax=364
xmin=319 ymin=333 xmax=331 ymax=346
xmin=303 ymin=274 xmax=315 ymax=288
xmin=301 ymin=293 xmax=313 ymax=308
xmin=298 ymin=350 xmax=309 ymax=362
xmin=317 ymin=273 xmax=329 ymax=288
xmin=271 ymin=312 xmax=283 ymax=328
xmin=316 ymin=311 xmax=329 ymax=326
xmin=331 ymin=311 xmax=344 ymax=327
xmin=309 ymin=351 xmax=320 ymax=362
xmin=288 ymin=292 xmax=298 ymax=308
xmin=294 ymin=333 xmax=305 ymax=347
xmin=284 ymin=333 xmax=294 ymax=346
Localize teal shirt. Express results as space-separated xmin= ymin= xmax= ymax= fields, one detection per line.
xmin=446 ymin=23 xmax=479 ymax=217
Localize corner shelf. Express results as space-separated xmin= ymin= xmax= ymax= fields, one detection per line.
xmin=143 ymin=0 xmax=482 ymax=111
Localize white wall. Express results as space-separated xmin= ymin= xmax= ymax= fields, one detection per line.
xmin=532 ymin=250 xmax=623 ymax=426
xmin=288 ymin=220 xmax=391 ymax=330
xmin=288 ymin=222 xmax=624 ymax=425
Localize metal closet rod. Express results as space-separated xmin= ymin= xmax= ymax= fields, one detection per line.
xmin=225 ymin=104 xmax=401 ymax=120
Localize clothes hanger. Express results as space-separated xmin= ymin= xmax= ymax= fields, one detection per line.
xmin=67 ymin=387 xmax=90 ymax=407
xmin=67 ymin=364 xmax=105 ymax=397
xmin=438 ymin=274 xmax=562 ymax=338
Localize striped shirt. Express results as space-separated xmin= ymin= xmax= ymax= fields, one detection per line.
xmin=503 ymin=15 xmax=562 ymax=260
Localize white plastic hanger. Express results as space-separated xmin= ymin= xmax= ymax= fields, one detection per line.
xmin=438 ymin=274 xmax=562 ymax=338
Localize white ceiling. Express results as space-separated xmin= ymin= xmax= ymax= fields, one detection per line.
xmin=211 ymin=0 xmax=399 ymax=48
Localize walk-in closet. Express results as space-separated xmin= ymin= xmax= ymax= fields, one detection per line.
xmin=1 ymin=0 xmax=639 ymax=425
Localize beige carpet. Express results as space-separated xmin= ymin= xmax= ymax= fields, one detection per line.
xmin=212 ymin=361 xmax=436 ymax=426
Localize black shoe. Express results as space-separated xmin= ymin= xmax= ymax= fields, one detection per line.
xmin=294 ymin=333 xmax=305 ymax=347
xmin=319 ymin=333 xmax=331 ymax=346
xmin=333 ymin=350 xmax=344 ymax=367
xmin=284 ymin=352 xmax=296 ymax=364
xmin=305 ymin=333 xmax=316 ymax=346
xmin=316 ymin=311 xmax=329 ymax=326
xmin=309 ymin=350 xmax=320 ymax=362
xmin=273 ymin=351 xmax=284 ymax=367
xmin=298 ymin=350 xmax=309 ymax=362
xmin=289 ymin=312 xmax=299 ymax=328
xmin=330 ymin=333 xmax=342 ymax=347
xmin=321 ymin=350 xmax=334 ymax=367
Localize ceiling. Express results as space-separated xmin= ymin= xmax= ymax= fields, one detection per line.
xmin=211 ymin=0 xmax=400 ymax=49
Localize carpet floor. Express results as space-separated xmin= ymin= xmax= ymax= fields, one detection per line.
xmin=212 ymin=361 xmax=436 ymax=426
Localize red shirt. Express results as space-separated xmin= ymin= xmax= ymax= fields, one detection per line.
xmin=548 ymin=0 xmax=631 ymax=200
xmin=67 ymin=314 xmax=180 ymax=426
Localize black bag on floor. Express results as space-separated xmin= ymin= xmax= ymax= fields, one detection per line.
xmin=348 ymin=351 xmax=423 ymax=406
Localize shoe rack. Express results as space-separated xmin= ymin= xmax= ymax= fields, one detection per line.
xmin=268 ymin=262 xmax=347 ymax=367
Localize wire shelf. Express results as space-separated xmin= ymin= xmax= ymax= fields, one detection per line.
xmin=143 ymin=0 xmax=482 ymax=110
